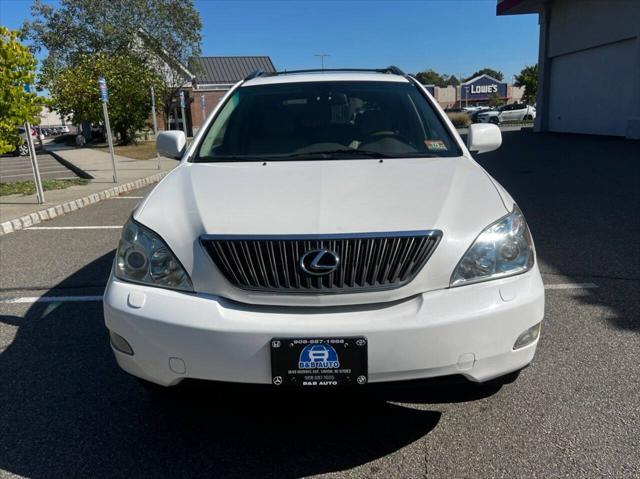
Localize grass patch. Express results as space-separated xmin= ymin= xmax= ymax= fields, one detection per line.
xmin=446 ymin=112 xmax=471 ymax=128
xmin=0 ymin=178 xmax=89 ymax=196
xmin=99 ymin=142 xmax=158 ymax=160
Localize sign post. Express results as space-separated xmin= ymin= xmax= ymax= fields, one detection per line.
xmin=25 ymin=121 xmax=45 ymax=204
xmin=179 ymin=90 xmax=188 ymax=136
xmin=150 ymin=85 xmax=161 ymax=170
xmin=98 ymin=76 xmax=118 ymax=183
xmin=23 ymin=84 xmax=45 ymax=204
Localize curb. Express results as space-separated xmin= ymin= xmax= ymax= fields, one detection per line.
xmin=47 ymin=150 xmax=95 ymax=179
xmin=0 ymin=172 xmax=167 ymax=236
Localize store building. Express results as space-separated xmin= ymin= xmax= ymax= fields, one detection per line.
xmin=459 ymin=74 xmax=508 ymax=106
xmin=497 ymin=0 xmax=640 ymax=138
xmin=187 ymin=56 xmax=276 ymax=134
xmin=423 ymin=76 xmax=524 ymax=110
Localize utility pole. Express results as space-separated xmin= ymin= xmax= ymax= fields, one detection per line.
xmin=150 ymin=85 xmax=161 ymax=170
xmin=179 ymin=90 xmax=188 ymax=136
xmin=314 ymin=53 xmax=330 ymax=70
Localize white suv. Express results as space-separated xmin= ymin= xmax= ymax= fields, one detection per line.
xmin=104 ymin=67 xmax=544 ymax=390
xmin=477 ymin=104 xmax=536 ymax=124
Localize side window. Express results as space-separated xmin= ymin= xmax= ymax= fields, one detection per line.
xmin=199 ymin=92 xmax=240 ymax=156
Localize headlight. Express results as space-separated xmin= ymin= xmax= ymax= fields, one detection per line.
xmin=450 ymin=205 xmax=534 ymax=287
xmin=115 ymin=218 xmax=193 ymax=291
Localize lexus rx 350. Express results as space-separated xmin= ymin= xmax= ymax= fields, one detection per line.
xmin=103 ymin=67 xmax=544 ymax=390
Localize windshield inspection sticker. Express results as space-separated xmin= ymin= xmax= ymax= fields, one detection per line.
xmin=425 ymin=140 xmax=448 ymax=152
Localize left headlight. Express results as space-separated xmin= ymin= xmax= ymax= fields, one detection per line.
xmin=450 ymin=205 xmax=534 ymax=287
xmin=115 ymin=218 xmax=193 ymax=292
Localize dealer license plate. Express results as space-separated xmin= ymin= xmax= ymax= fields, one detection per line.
xmin=270 ymin=337 xmax=368 ymax=387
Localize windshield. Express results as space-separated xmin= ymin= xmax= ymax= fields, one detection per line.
xmin=194 ymin=80 xmax=461 ymax=162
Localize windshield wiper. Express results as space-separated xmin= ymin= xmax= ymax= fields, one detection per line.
xmin=284 ymin=149 xmax=395 ymax=159
xmin=195 ymin=149 xmax=440 ymax=163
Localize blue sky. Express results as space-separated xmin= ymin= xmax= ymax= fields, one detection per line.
xmin=1 ymin=0 xmax=539 ymax=80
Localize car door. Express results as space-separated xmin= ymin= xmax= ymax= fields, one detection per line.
xmin=498 ymin=105 xmax=513 ymax=122
xmin=512 ymin=104 xmax=527 ymax=121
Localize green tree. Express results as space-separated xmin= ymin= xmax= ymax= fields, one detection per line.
xmin=22 ymin=0 xmax=202 ymax=140
xmin=414 ymin=69 xmax=459 ymax=88
xmin=50 ymin=53 xmax=162 ymax=143
xmin=0 ymin=27 xmax=40 ymax=154
xmin=514 ymin=64 xmax=538 ymax=104
xmin=488 ymin=92 xmax=505 ymax=107
xmin=465 ymin=68 xmax=504 ymax=82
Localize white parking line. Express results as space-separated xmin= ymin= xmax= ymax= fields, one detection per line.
xmin=544 ymin=282 xmax=598 ymax=290
xmin=0 ymin=295 xmax=103 ymax=304
xmin=27 ymin=226 xmax=122 ymax=230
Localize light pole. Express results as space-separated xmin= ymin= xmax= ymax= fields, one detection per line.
xmin=314 ymin=53 xmax=330 ymax=70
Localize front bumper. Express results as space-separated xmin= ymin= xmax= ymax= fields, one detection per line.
xmin=103 ymin=268 xmax=545 ymax=387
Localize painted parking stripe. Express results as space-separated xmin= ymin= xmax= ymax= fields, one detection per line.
xmin=544 ymin=282 xmax=598 ymax=290
xmin=1 ymin=295 xmax=103 ymax=304
xmin=27 ymin=226 xmax=122 ymax=230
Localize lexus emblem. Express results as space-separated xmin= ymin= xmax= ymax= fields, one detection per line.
xmin=299 ymin=248 xmax=340 ymax=276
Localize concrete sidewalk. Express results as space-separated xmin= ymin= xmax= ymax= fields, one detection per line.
xmin=0 ymin=147 xmax=177 ymax=235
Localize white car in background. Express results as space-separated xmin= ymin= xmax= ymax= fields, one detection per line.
xmin=477 ymin=104 xmax=536 ymax=124
xmin=104 ymin=67 xmax=544 ymax=392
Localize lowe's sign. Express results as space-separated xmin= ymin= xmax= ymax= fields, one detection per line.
xmin=462 ymin=74 xmax=507 ymax=101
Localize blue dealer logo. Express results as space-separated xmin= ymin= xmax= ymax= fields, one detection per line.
xmin=299 ymin=343 xmax=340 ymax=369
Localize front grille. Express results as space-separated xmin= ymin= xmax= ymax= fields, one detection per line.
xmin=201 ymin=231 xmax=442 ymax=294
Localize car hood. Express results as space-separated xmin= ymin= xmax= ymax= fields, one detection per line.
xmin=135 ymin=157 xmax=509 ymax=306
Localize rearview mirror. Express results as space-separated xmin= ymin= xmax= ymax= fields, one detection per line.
xmin=467 ymin=123 xmax=502 ymax=154
xmin=157 ymin=130 xmax=186 ymax=160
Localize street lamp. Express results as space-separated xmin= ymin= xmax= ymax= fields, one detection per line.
xmin=314 ymin=53 xmax=330 ymax=70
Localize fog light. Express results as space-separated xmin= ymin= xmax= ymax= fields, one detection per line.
xmin=109 ymin=330 xmax=134 ymax=355
xmin=513 ymin=322 xmax=541 ymax=350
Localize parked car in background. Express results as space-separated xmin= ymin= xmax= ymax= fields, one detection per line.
xmin=476 ymin=104 xmax=536 ymax=124
xmin=463 ymin=106 xmax=490 ymax=114
xmin=467 ymin=106 xmax=492 ymax=123
xmin=14 ymin=126 xmax=36 ymax=156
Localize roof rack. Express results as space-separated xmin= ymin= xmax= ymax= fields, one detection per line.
xmin=243 ymin=69 xmax=267 ymax=81
xmin=243 ymin=65 xmax=407 ymax=81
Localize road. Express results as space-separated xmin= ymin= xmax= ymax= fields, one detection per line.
xmin=0 ymin=131 xmax=639 ymax=478
xmin=0 ymin=152 xmax=79 ymax=183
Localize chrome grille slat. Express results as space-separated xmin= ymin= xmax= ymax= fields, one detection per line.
xmin=201 ymin=231 xmax=442 ymax=294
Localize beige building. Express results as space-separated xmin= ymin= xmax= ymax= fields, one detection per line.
xmin=498 ymin=0 xmax=640 ymax=138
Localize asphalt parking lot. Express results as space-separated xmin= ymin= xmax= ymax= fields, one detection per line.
xmin=0 ymin=152 xmax=79 ymax=182
xmin=0 ymin=131 xmax=639 ymax=478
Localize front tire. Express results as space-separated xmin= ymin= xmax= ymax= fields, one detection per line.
xmin=524 ymin=114 xmax=533 ymax=121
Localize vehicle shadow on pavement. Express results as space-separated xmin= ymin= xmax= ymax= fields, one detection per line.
xmin=0 ymin=251 xmax=504 ymax=479
xmin=476 ymin=131 xmax=640 ymax=333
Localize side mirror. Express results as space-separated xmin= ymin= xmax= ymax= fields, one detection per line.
xmin=467 ymin=123 xmax=502 ymax=154
xmin=157 ymin=130 xmax=186 ymax=160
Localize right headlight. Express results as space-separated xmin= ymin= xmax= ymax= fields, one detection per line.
xmin=450 ymin=205 xmax=534 ymax=287
xmin=115 ymin=218 xmax=193 ymax=292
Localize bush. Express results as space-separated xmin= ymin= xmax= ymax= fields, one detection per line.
xmin=447 ymin=112 xmax=470 ymax=128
